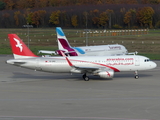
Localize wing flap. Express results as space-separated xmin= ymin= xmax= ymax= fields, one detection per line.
xmin=70 ymin=66 xmax=99 ymax=73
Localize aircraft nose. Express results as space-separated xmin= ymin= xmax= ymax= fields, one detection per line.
xmin=152 ymin=61 xmax=157 ymax=69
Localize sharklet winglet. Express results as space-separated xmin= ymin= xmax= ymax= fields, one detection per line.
xmin=60 ymin=51 xmax=74 ymax=67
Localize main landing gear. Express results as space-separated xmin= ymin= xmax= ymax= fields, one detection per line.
xmin=134 ymin=70 xmax=139 ymax=79
xmin=82 ymin=73 xmax=89 ymax=81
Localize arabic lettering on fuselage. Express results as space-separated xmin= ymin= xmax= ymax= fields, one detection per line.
xmin=107 ymin=62 xmax=134 ymax=66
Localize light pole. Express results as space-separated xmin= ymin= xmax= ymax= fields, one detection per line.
xmin=84 ymin=12 xmax=88 ymax=46
xmin=23 ymin=24 xmax=33 ymax=48
xmin=27 ymin=23 xmax=29 ymax=48
xmin=84 ymin=29 xmax=89 ymax=46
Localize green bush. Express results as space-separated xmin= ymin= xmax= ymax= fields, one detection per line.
xmin=113 ymin=24 xmax=123 ymax=29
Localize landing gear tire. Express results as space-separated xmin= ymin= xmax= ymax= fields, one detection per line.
xmin=134 ymin=70 xmax=139 ymax=79
xmin=135 ymin=75 xmax=139 ymax=79
xmin=83 ymin=74 xmax=89 ymax=81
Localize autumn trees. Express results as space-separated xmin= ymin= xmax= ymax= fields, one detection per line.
xmin=123 ymin=7 xmax=155 ymax=28
xmin=1 ymin=0 xmax=160 ymax=10
xmin=136 ymin=7 xmax=155 ymax=28
xmin=124 ymin=9 xmax=136 ymax=28
xmin=0 ymin=1 xmax=159 ymax=28
xmin=49 ymin=10 xmax=61 ymax=26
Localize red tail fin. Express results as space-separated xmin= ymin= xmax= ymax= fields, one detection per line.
xmin=8 ymin=34 xmax=37 ymax=59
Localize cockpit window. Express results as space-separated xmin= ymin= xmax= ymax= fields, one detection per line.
xmin=144 ymin=59 xmax=150 ymax=62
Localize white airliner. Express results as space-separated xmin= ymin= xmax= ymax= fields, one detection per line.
xmin=6 ymin=34 xmax=157 ymax=81
xmin=38 ymin=27 xmax=128 ymax=56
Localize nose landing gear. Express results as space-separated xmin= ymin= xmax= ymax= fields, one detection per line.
xmin=135 ymin=70 xmax=139 ymax=79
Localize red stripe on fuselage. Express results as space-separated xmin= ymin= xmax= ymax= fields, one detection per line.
xmin=53 ymin=58 xmax=120 ymax=72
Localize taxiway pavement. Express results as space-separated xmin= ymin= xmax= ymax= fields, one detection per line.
xmin=0 ymin=55 xmax=160 ymax=120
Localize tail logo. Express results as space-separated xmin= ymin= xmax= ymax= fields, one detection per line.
xmin=13 ymin=38 xmax=23 ymax=52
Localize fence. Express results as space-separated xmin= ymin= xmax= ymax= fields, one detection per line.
xmin=80 ymin=29 xmax=149 ymax=37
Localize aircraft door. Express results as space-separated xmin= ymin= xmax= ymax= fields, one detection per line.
xmin=135 ymin=57 xmax=140 ymax=66
xmin=35 ymin=58 xmax=42 ymax=71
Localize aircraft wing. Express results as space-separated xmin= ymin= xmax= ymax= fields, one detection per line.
xmin=70 ymin=65 xmax=113 ymax=74
xmin=72 ymin=66 xmax=99 ymax=73
xmin=38 ymin=50 xmax=56 ymax=55
xmin=60 ymin=50 xmax=110 ymax=73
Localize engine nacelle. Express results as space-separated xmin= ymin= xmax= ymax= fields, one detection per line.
xmin=97 ymin=70 xmax=114 ymax=79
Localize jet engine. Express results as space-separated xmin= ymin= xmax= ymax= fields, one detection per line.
xmin=97 ymin=70 xmax=114 ymax=79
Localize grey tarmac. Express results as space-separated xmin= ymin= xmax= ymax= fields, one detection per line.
xmin=0 ymin=55 xmax=160 ymax=120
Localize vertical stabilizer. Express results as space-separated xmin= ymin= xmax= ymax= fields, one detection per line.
xmin=56 ymin=27 xmax=72 ymax=49
xmin=8 ymin=34 xmax=37 ymax=59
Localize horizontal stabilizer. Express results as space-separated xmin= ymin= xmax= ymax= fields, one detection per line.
xmin=38 ymin=50 xmax=56 ymax=55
